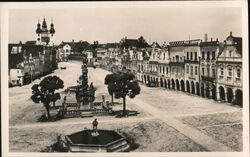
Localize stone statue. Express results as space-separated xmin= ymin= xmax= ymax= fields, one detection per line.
xmin=92 ymin=118 xmax=98 ymax=132
xmin=91 ymin=118 xmax=99 ymax=136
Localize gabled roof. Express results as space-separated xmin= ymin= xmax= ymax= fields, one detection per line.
xmin=151 ymin=42 xmax=162 ymax=49
xmin=218 ymin=35 xmax=242 ymax=57
xmin=120 ymin=36 xmax=150 ymax=49
xmin=232 ymin=37 xmax=242 ymax=55
xmin=58 ymin=41 xmax=90 ymax=53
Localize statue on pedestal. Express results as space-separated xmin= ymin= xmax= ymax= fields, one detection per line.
xmin=91 ymin=118 xmax=99 ymax=136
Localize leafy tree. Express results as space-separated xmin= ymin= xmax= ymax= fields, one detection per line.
xmin=31 ymin=75 xmax=64 ymax=118
xmin=104 ymin=74 xmax=117 ymax=104
xmin=104 ymin=71 xmax=141 ymax=116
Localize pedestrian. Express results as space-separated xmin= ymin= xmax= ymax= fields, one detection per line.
xmin=92 ymin=118 xmax=98 ymax=133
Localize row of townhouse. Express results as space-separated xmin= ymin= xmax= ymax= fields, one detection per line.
xmin=56 ymin=40 xmax=89 ymax=62
xmin=8 ymin=42 xmax=57 ymax=87
xmin=121 ymin=32 xmax=242 ymax=107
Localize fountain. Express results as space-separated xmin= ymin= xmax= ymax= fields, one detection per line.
xmin=57 ymin=54 xmax=112 ymax=118
xmin=64 ymin=119 xmax=130 ymax=152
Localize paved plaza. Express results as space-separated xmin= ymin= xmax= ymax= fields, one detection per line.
xmin=9 ymin=61 xmax=242 ymax=152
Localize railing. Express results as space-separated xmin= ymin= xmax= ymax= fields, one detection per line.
xmin=184 ymin=60 xmax=199 ymax=64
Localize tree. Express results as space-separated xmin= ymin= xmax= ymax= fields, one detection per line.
xmin=104 ymin=71 xmax=141 ymax=116
xmin=31 ymin=75 xmax=64 ymax=118
xmin=104 ymin=73 xmax=116 ymax=104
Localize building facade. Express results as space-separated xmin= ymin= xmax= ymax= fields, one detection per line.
xmin=216 ymin=32 xmax=242 ymax=106
xmin=116 ymin=33 xmax=243 ymax=107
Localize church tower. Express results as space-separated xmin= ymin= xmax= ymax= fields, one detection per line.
xmin=49 ymin=18 xmax=55 ymax=46
xmin=35 ymin=18 xmax=55 ymax=46
xmin=36 ymin=19 xmax=42 ymax=45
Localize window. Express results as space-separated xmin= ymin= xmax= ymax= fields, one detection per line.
xmin=229 ymin=51 xmax=232 ymax=57
xmin=228 ymin=67 xmax=232 ymax=77
xmin=237 ymin=69 xmax=241 ymax=78
xmin=186 ymin=65 xmax=189 ymax=74
xmin=212 ymin=69 xmax=216 ymax=77
xmin=207 ymin=68 xmax=210 ymax=77
xmin=202 ymin=52 xmax=205 ymax=59
xmin=195 ymin=66 xmax=198 ymax=75
xmin=187 ymin=52 xmax=189 ymax=60
xmin=167 ymin=67 xmax=169 ymax=74
xmin=190 ymin=52 xmax=193 ymax=60
xmin=159 ymin=66 xmax=162 ymax=73
xmin=172 ymin=57 xmax=175 ymax=62
xmin=194 ymin=52 xmax=197 ymax=61
xmin=176 ymin=56 xmax=179 ymax=62
xmin=212 ymin=51 xmax=215 ymax=59
xmin=220 ymin=67 xmax=224 ymax=75
xmin=163 ymin=67 xmax=165 ymax=74
xmin=202 ymin=68 xmax=205 ymax=75
xmin=191 ymin=66 xmax=193 ymax=75
xmin=207 ymin=51 xmax=210 ymax=60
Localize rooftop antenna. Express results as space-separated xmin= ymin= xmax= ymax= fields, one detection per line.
xmin=51 ymin=17 xmax=53 ymax=24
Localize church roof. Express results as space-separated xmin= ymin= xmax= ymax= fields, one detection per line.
xmin=41 ymin=18 xmax=48 ymax=33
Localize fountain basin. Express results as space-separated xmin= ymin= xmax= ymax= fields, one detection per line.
xmin=65 ymin=129 xmax=130 ymax=152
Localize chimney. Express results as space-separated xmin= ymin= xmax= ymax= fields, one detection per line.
xmin=216 ymin=38 xmax=218 ymax=42
xmin=230 ymin=32 xmax=232 ymax=36
xmin=204 ymin=33 xmax=208 ymax=42
xmin=72 ymin=39 xmax=74 ymax=43
xmin=211 ymin=38 xmax=213 ymax=41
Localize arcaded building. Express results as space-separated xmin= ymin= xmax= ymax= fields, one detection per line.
xmin=216 ymin=32 xmax=242 ymax=106
xmin=199 ymin=37 xmax=224 ymax=100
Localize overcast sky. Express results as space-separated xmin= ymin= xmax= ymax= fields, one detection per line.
xmin=9 ymin=7 xmax=242 ymax=45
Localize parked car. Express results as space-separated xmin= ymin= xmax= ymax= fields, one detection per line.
xmin=60 ymin=67 xmax=66 ymax=70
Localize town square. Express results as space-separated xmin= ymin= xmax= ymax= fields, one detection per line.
xmin=2 ymin=1 xmax=248 ymax=155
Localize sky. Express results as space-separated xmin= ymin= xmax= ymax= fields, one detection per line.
xmin=8 ymin=6 xmax=242 ymax=45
